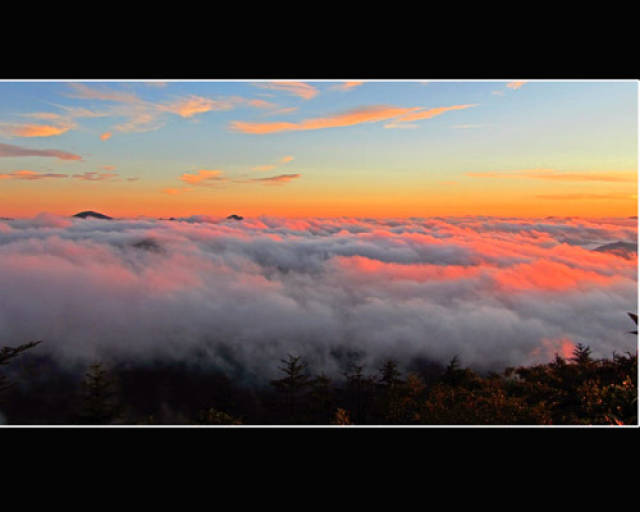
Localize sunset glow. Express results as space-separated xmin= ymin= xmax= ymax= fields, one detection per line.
xmin=0 ymin=80 xmax=637 ymax=426
xmin=0 ymin=80 xmax=635 ymax=219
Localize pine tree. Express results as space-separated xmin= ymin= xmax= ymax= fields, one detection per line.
xmin=79 ymin=362 xmax=118 ymax=424
xmin=0 ymin=340 xmax=42 ymax=395
xmin=378 ymin=359 xmax=402 ymax=389
xmin=270 ymin=354 xmax=310 ymax=423
xmin=570 ymin=343 xmax=593 ymax=366
xmin=376 ymin=359 xmax=404 ymax=423
xmin=344 ymin=360 xmax=375 ymax=424
xmin=307 ymin=373 xmax=335 ymax=424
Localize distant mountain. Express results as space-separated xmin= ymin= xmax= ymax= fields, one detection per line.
xmin=593 ymin=241 xmax=637 ymax=259
xmin=226 ymin=214 xmax=244 ymax=221
xmin=72 ymin=211 xmax=113 ymax=220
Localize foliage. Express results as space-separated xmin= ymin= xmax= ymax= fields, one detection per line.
xmin=0 ymin=341 xmax=42 ymax=396
xmin=1 ymin=337 xmax=636 ymax=426
xmin=78 ymin=362 xmax=120 ymax=425
xmin=197 ymin=408 xmax=243 ymax=425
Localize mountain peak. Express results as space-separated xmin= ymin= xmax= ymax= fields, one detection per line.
xmin=72 ymin=211 xmax=113 ymax=220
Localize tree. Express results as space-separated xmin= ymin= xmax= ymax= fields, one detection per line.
xmin=570 ymin=343 xmax=593 ymax=366
xmin=306 ymin=373 xmax=335 ymax=424
xmin=270 ymin=354 xmax=310 ymax=423
xmin=377 ymin=359 xmax=402 ymax=389
xmin=627 ymin=312 xmax=637 ymax=335
xmin=441 ymin=355 xmax=478 ymax=387
xmin=376 ymin=359 xmax=404 ymax=423
xmin=78 ymin=362 xmax=119 ymax=424
xmin=0 ymin=340 xmax=42 ymax=395
xmin=343 ymin=359 xmax=375 ymax=424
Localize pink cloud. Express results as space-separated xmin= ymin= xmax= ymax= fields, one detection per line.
xmin=506 ymin=81 xmax=527 ymax=90
xmin=0 ymin=170 xmax=68 ymax=180
xmin=250 ymin=173 xmax=301 ymax=185
xmin=232 ymin=104 xmax=476 ymax=134
xmin=0 ymin=142 xmax=82 ymax=161
xmin=253 ymin=82 xmax=319 ymax=100
xmin=180 ymin=169 xmax=227 ymax=185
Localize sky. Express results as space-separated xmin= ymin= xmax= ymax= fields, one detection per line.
xmin=0 ymin=80 xmax=637 ymax=218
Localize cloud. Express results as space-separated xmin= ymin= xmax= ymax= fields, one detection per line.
xmin=68 ymin=83 xmax=140 ymax=104
xmin=163 ymin=187 xmax=192 ymax=195
xmin=251 ymin=165 xmax=277 ymax=172
xmin=0 ymin=170 xmax=68 ymax=180
xmin=263 ymin=106 xmax=299 ymax=117
xmin=0 ymin=142 xmax=82 ymax=161
xmin=231 ymin=104 xmax=476 ymax=134
xmin=246 ymin=99 xmax=278 ymax=109
xmin=506 ymin=81 xmax=527 ymax=90
xmin=0 ymin=215 xmax=634 ymax=379
xmin=180 ymin=169 xmax=226 ymax=185
xmin=384 ymin=104 xmax=478 ymax=128
xmin=159 ymin=95 xmax=238 ymax=118
xmin=0 ymin=122 xmax=75 ymax=138
xmin=253 ymin=82 xmax=319 ymax=99
xmin=331 ymin=81 xmax=364 ymax=91
xmin=72 ymin=171 xmax=119 ymax=181
xmin=67 ymin=84 xmax=243 ymax=134
xmin=251 ymin=155 xmax=295 ymax=172
xmin=466 ymin=169 xmax=636 ymax=182
xmin=100 ymin=132 xmax=112 ymax=141
xmin=536 ymin=193 xmax=635 ymax=200
xmin=250 ymin=173 xmax=301 ymax=185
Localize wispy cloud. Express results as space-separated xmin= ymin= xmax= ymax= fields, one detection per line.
xmin=536 ymin=193 xmax=635 ymax=200
xmin=466 ymin=169 xmax=636 ymax=182
xmin=506 ymin=81 xmax=527 ymax=90
xmin=252 ymin=155 xmax=295 ymax=172
xmin=0 ymin=121 xmax=75 ymax=138
xmin=0 ymin=142 xmax=82 ymax=161
xmin=100 ymin=132 xmax=112 ymax=141
xmin=67 ymin=84 xmax=243 ymax=134
xmin=246 ymin=99 xmax=278 ymax=109
xmin=261 ymin=106 xmax=299 ymax=117
xmin=251 ymin=164 xmax=276 ymax=172
xmin=250 ymin=173 xmax=301 ymax=185
xmin=331 ymin=81 xmax=364 ymax=92
xmin=253 ymin=82 xmax=319 ymax=100
xmin=0 ymin=170 xmax=68 ymax=180
xmin=163 ymin=187 xmax=193 ymax=195
xmin=180 ymin=169 xmax=227 ymax=185
xmin=232 ymin=104 xmax=475 ymax=134
xmin=72 ymin=171 xmax=119 ymax=181
xmin=159 ymin=95 xmax=239 ymax=118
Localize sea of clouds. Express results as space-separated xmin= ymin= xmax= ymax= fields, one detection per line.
xmin=0 ymin=214 xmax=637 ymax=380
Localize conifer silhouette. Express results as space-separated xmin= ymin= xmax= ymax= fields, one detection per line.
xmin=0 ymin=340 xmax=42 ymax=395
xmin=270 ymin=354 xmax=310 ymax=423
xmin=79 ymin=362 xmax=119 ymax=424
